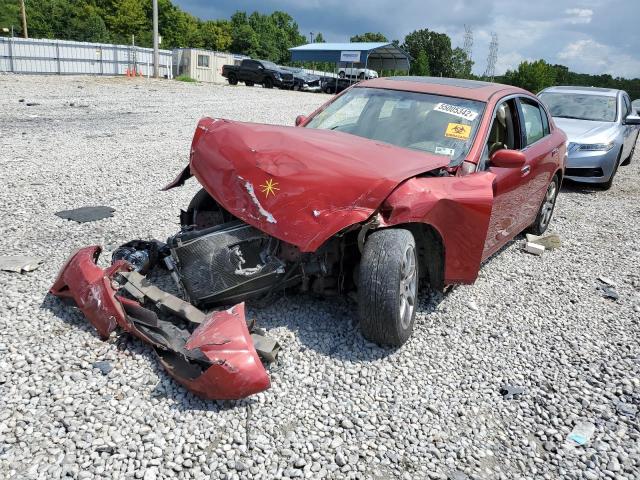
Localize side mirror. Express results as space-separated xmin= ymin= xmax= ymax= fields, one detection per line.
xmin=490 ymin=149 xmax=526 ymax=168
xmin=624 ymin=114 xmax=640 ymax=125
xmin=295 ymin=115 xmax=306 ymax=127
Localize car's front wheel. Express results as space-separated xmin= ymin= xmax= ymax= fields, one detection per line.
xmin=263 ymin=78 xmax=273 ymax=89
xmin=358 ymin=229 xmax=419 ymax=347
xmin=528 ymin=175 xmax=559 ymax=235
xmin=228 ymin=74 xmax=238 ymax=85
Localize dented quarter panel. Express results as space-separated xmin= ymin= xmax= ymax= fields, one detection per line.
xmin=379 ymin=171 xmax=496 ymax=284
xmin=189 ymin=118 xmax=450 ymax=252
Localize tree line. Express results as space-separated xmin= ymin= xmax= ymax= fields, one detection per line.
xmin=1 ymin=0 xmax=638 ymax=97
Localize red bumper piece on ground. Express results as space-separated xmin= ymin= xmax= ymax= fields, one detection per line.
xmin=180 ymin=303 xmax=270 ymax=400
xmin=50 ymin=246 xmax=270 ymax=400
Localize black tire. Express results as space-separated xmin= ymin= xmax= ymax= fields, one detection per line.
xmin=602 ymin=148 xmax=622 ymax=190
xmin=263 ymin=78 xmax=273 ymax=89
xmin=527 ymin=175 xmax=559 ymax=235
xmin=245 ymin=81 xmax=254 ymax=87
xmin=228 ymin=74 xmax=238 ymax=85
xmin=293 ymin=83 xmax=300 ymax=91
xmin=358 ymin=72 xmax=365 ymax=80
xmin=358 ymin=229 xmax=419 ymax=347
xmin=338 ymin=71 xmax=346 ymax=78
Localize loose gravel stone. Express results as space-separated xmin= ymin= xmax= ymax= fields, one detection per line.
xmin=1 ymin=74 xmax=639 ymax=480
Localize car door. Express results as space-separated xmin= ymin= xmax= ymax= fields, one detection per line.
xmin=480 ymin=97 xmax=528 ymax=259
xmin=515 ymin=97 xmax=558 ymax=225
xmin=621 ymin=93 xmax=634 ymax=159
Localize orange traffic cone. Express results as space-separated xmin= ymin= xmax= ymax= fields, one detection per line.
xmin=125 ymin=68 xmax=130 ymax=77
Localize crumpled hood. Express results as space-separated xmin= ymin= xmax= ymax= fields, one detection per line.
xmin=189 ymin=118 xmax=449 ymax=251
xmin=553 ymin=118 xmax=617 ymax=144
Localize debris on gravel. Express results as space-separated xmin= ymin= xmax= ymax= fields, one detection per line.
xmin=1 ymin=75 xmax=639 ymax=480
xmin=54 ymin=205 xmax=116 ymax=223
xmin=0 ymin=255 xmax=43 ymax=273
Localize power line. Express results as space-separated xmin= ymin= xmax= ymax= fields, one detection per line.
xmin=463 ymin=24 xmax=473 ymax=62
xmin=483 ymin=33 xmax=498 ymax=81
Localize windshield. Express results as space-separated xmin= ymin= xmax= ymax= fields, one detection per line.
xmin=260 ymin=61 xmax=279 ymax=70
xmin=539 ymin=92 xmax=617 ymax=122
xmin=305 ymin=87 xmax=485 ymax=161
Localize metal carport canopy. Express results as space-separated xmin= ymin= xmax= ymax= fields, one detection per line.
xmin=289 ymin=42 xmax=411 ymax=71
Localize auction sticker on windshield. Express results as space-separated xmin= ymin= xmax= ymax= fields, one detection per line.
xmin=434 ymin=103 xmax=479 ymax=121
xmin=445 ymin=123 xmax=471 ymax=140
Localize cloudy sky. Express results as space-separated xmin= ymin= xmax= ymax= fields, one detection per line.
xmin=174 ymin=0 xmax=640 ymax=78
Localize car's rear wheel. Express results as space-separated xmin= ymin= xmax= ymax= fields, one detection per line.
xmin=358 ymin=72 xmax=365 ymax=80
xmin=527 ymin=175 xmax=559 ymax=235
xmin=228 ymin=74 xmax=238 ymax=85
xmin=358 ymin=229 xmax=419 ymax=347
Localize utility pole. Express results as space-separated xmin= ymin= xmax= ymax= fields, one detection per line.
xmin=152 ymin=0 xmax=159 ymax=78
xmin=483 ymin=33 xmax=498 ymax=82
xmin=19 ymin=0 xmax=28 ymax=38
xmin=310 ymin=32 xmax=314 ymax=43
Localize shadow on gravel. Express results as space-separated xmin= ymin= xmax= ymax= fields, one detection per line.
xmin=560 ymin=179 xmax=604 ymax=194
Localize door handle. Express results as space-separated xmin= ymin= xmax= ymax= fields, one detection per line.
xmin=521 ymin=165 xmax=531 ymax=176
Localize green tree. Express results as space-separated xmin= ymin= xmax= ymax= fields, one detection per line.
xmin=451 ymin=47 xmax=473 ymax=79
xmin=350 ymin=32 xmax=388 ymax=42
xmin=0 ymin=0 xmax=21 ymax=35
xmin=502 ymin=59 xmax=557 ymax=93
xmin=411 ymin=49 xmax=430 ymax=76
xmin=402 ymin=29 xmax=453 ymax=77
xmin=314 ymin=32 xmax=325 ymax=43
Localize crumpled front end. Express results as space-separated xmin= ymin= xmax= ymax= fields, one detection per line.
xmin=50 ymin=246 xmax=273 ymax=400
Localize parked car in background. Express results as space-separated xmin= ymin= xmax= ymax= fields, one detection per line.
xmin=163 ymin=77 xmax=566 ymax=346
xmin=539 ymin=86 xmax=640 ymax=189
xmin=338 ymin=67 xmax=378 ymax=79
xmin=632 ymin=99 xmax=640 ymax=115
xmin=321 ymin=77 xmax=357 ymax=94
xmin=280 ymin=66 xmax=322 ymax=92
xmin=222 ymin=59 xmax=294 ymax=89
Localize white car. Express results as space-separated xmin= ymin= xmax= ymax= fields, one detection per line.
xmin=338 ymin=67 xmax=378 ymax=80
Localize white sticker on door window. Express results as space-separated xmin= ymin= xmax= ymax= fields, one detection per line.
xmin=434 ymin=103 xmax=479 ymax=121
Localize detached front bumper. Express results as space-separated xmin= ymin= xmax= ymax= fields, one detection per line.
xmin=564 ymin=146 xmax=620 ymax=184
xmin=50 ymin=246 xmax=274 ymax=400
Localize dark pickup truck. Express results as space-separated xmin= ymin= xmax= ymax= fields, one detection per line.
xmin=222 ymin=59 xmax=294 ymax=89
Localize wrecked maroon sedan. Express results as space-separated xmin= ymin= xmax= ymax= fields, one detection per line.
xmin=53 ymin=77 xmax=566 ymax=399
xmin=166 ymin=77 xmax=566 ymax=346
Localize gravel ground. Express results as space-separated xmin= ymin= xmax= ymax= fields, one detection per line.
xmin=0 ymin=75 xmax=639 ymax=480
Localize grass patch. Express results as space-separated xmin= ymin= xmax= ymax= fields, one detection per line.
xmin=175 ymin=75 xmax=197 ymax=83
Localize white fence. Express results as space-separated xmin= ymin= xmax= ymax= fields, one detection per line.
xmin=0 ymin=37 xmax=172 ymax=77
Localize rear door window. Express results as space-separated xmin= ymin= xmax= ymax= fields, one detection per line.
xmin=520 ymin=99 xmax=546 ymax=146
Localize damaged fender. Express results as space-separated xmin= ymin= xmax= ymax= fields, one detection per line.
xmin=50 ymin=246 xmax=271 ymax=400
xmin=379 ymin=171 xmax=496 ymax=284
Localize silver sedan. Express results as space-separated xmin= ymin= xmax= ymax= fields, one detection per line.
xmin=538 ymin=86 xmax=640 ymax=189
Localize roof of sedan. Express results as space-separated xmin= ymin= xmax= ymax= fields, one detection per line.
xmin=540 ymin=85 xmax=620 ymax=97
xmin=359 ymin=76 xmax=529 ymax=102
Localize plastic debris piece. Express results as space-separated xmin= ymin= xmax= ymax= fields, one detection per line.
xmin=92 ymin=360 xmax=113 ymax=376
xmin=596 ymin=279 xmax=619 ymax=301
xmin=526 ymin=233 xmax=562 ymax=250
xmin=565 ymin=421 xmax=595 ymax=448
xmin=597 ymin=276 xmax=616 ymax=287
xmin=500 ymin=384 xmax=526 ymax=399
xmin=448 ymin=471 xmax=469 ymax=480
xmin=524 ymin=242 xmax=545 ymax=256
xmin=55 ymin=206 xmax=115 ymax=223
xmin=616 ymin=402 xmax=638 ymax=418
xmin=0 ymin=255 xmax=43 ymax=273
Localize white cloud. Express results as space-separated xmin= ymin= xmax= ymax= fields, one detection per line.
xmin=559 ymin=38 xmax=640 ymax=78
xmin=565 ymin=8 xmax=593 ymax=24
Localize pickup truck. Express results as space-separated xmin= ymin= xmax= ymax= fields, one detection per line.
xmin=222 ymin=59 xmax=294 ymax=89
